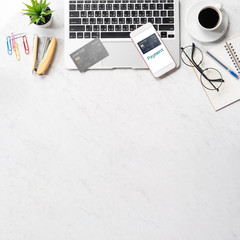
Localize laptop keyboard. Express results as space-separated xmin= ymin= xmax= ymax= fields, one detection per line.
xmin=69 ymin=0 xmax=175 ymax=39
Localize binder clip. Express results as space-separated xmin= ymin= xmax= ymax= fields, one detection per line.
xmin=32 ymin=35 xmax=57 ymax=75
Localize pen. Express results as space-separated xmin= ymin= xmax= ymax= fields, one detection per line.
xmin=198 ymin=44 xmax=239 ymax=80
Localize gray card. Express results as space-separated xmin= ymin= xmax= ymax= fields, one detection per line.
xmin=70 ymin=38 xmax=109 ymax=72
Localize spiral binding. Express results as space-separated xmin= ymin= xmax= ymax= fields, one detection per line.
xmin=225 ymin=43 xmax=240 ymax=75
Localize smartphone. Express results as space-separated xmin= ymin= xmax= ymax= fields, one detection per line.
xmin=130 ymin=23 xmax=176 ymax=78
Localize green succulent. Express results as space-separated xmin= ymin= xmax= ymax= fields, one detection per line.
xmin=22 ymin=0 xmax=54 ymax=25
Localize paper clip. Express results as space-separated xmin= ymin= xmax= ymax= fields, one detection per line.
xmin=11 ymin=33 xmax=20 ymax=61
xmin=6 ymin=36 xmax=12 ymax=55
xmin=11 ymin=32 xmax=16 ymax=48
xmin=13 ymin=42 xmax=21 ymax=61
xmin=22 ymin=35 xmax=29 ymax=54
xmin=13 ymin=33 xmax=26 ymax=39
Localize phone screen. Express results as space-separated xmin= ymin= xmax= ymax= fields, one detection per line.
xmin=134 ymin=28 xmax=174 ymax=74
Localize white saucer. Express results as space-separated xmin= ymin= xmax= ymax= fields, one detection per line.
xmin=185 ymin=0 xmax=229 ymax=43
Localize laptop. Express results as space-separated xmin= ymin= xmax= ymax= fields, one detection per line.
xmin=64 ymin=0 xmax=180 ymax=69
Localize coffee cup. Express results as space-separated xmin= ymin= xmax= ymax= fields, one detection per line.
xmin=198 ymin=3 xmax=223 ymax=31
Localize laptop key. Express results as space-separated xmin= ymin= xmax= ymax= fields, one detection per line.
xmin=159 ymin=24 xmax=174 ymax=30
xmin=108 ymin=25 xmax=114 ymax=31
xmin=104 ymin=18 xmax=111 ymax=24
xmin=115 ymin=25 xmax=122 ymax=31
xmin=90 ymin=18 xmax=96 ymax=24
xmin=153 ymin=10 xmax=159 ymax=16
xmin=121 ymin=4 xmax=127 ymax=10
xmin=77 ymin=32 xmax=83 ymax=38
xmin=168 ymin=10 xmax=174 ymax=16
xmin=142 ymin=4 xmax=148 ymax=9
xmin=84 ymin=32 xmax=91 ymax=38
xmin=95 ymin=11 xmax=101 ymax=17
xmin=77 ymin=4 xmax=83 ymax=10
xmin=103 ymin=11 xmax=109 ymax=17
xmin=70 ymin=11 xmax=79 ymax=17
xmin=123 ymin=25 xmax=129 ymax=31
xmin=155 ymin=18 xmax=161 ymax=23
xmin=161 ymin=32 xmax=167 ymax=38
xmin=157 ymin=3 xmax=163 ymax=9
xmin=135 ymin=4 xmax=141 ymax=9
xmin=141 ymin=18 xmax=147 ymax=24
xmin=93 ymin=25 xmax=100 ymax=31
xmin=99 ymin=4 xmax=105 ymax=10
xmin=163 ymin=17 xmax=174 ymax=23
xmin=70 ymin=4 xmax=76 ymax=10
xmin=164 ymin=3 xmax=174 ymax=9
xmin=128 ymin=4 xmax=134 ymax=10
xmin=161 ymin=10 xmax=167 ymax=16
xmin=69 ymin=32 xmax=76 ymax=38
xmin=150 ymin=4 xmax=155 ymax=9
xmin=133 ymin=18 xmax=139 ymax=24
xmin=97 ymin=18 xmax=103 ymax=24
xmin=117 ymin=11 xmax=123 ymax=17
xmin=70 ymin=25 xmax=85 ymax=31
xmin=148 ymin=18 xmax=154 ymax=23
xmin=91 ymin=4 xmax=98 ymax=10
xmin=84 ymin=4 xmax=90 ymax=10
xmin=146 ymin=11 xmax=152 ymax=17
xmin=88 ymin=11 xmax=94 ymax=17
xmin=101 ymin=25 xmax=107 ymax=31
xmin=86 ymin=25 xmax=92 ymax=31
xmin=139 ymin=11 xmax=145 ymax=17
xmin=124 ymin=11 xmax=130 ymax=17
xmin=132 ymin=11 xmax=138 ymax=17
xmin=119 ymin=18 xmax=125 ymax=24
xmin=82 ymin=18 xmax=89 ymax=24
xmin=110 ymin=11 xmax=116 ymax=17
xmin=81 ymin=11 xmax=87 ymax=17
xmin=130 ymin=25 xmax=136 ymax=31
xmin=113 ymin=4 xmax=119 ymax=10
xmin=92 ymin=32 xmax=100 ymax=38
xmin=101 ymin=32 xmax=130 ymax=38
xmin=70 ymin=18 xmax=81 ymax=24
xmin=126 ymin=18 xmax=132 ymax=24
xmin=112 ymin=18 xmax=118 ymax=24
xmin=106 ymin=4 xmax=112 ymax=10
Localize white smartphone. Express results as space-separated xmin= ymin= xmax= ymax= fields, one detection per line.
xmin=130 ymin=23 xmax=176 ymax=78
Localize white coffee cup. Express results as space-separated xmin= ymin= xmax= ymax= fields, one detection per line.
xmin=198 ymin=3 xmax=223 ymax=31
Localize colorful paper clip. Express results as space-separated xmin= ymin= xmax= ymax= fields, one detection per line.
xmin=14 ymin=42 xmax=21 ymax=61
xmin=6 ymin=36 xmax=12 ymax=55
xmin=11 ymin=33 xmax=20 ymax=61
xmin=13 ymin=33 xmax=26 ymax=39
xmin=22 ymin=35 xmax=29 ymax=54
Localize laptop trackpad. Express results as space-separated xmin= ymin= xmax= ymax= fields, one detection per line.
xmin=102 ymin=42 xmax=146 ymax=68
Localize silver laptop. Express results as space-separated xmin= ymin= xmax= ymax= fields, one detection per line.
xmin=64 ymin=0 xmax=180 ymax=69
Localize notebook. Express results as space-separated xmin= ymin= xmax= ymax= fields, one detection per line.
xmin=192 ymin=34 xmax=240 ymax=111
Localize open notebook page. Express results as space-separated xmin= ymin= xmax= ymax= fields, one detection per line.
xmin=193 ymin=40 xmax=240 ymax=111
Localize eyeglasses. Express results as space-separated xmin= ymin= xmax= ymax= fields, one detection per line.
xmin=181 ymin=43 xmax=224 ymax=92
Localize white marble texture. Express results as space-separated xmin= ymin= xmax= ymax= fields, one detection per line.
xmin=0 ymin=0 xmax=240 ymax=239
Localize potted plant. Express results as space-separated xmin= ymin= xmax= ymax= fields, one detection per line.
xmin=22 ymin=0 xmax=54 ymax=28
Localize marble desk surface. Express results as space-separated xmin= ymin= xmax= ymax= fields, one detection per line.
xmin=0 ymin=0 xmax=240 ymax=239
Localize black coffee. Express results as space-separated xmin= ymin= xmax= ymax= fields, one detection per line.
xmin=198 ymin=8 xmax=220 ymax=29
